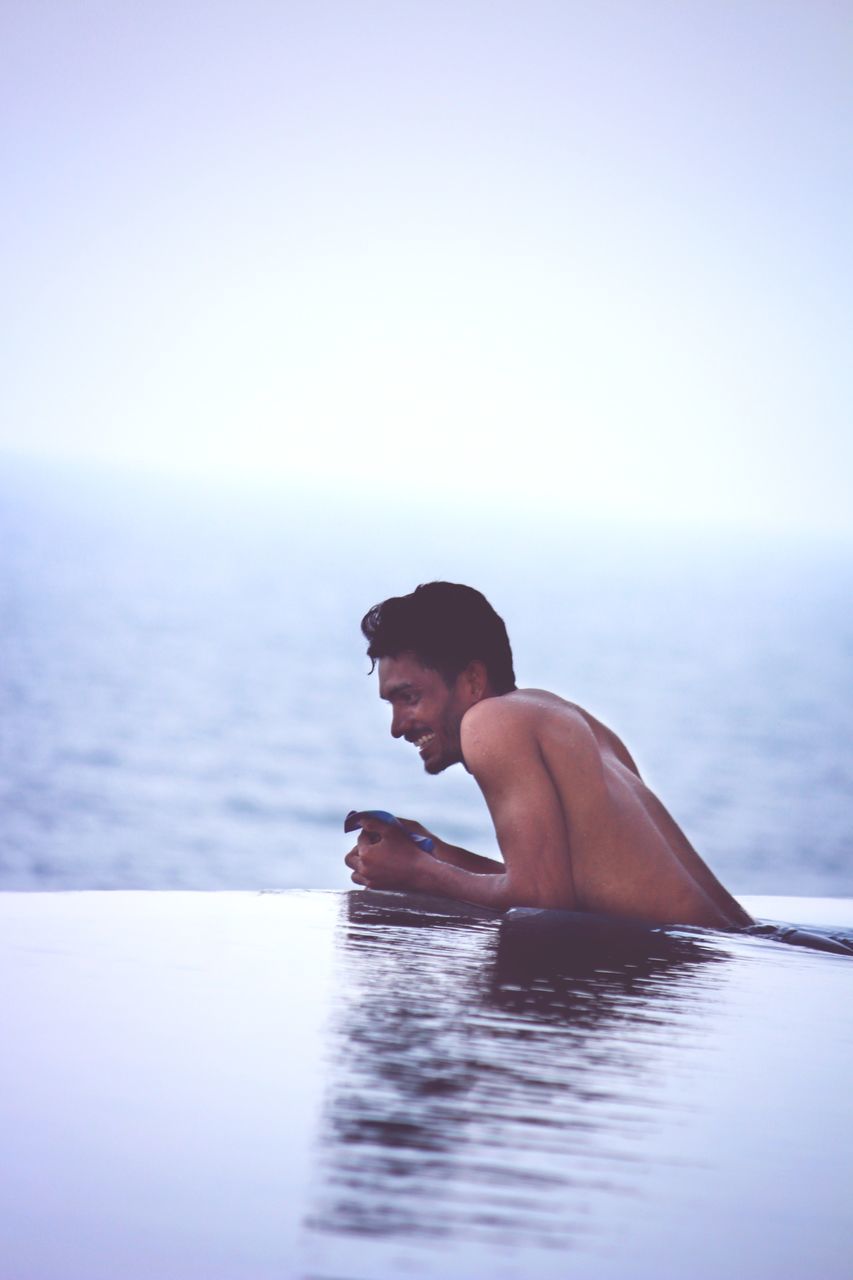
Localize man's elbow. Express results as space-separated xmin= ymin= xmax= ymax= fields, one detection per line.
xmin=454 ymin=873 xmax=540 ymax=914
xmin=498 ymin=873 xmax=576 ymax=913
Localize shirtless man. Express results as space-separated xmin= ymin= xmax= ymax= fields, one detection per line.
xmin=345 ymin=582 xmax=752 ymax=929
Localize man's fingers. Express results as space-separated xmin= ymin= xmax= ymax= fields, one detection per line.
xmin=344 ymin=809 xmax=396 ymax=834
xmin=345 ymin=849 xmax=370 ymax=884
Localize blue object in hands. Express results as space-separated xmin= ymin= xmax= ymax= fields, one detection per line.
xmin=344 ymin=809 xmax=435 ymax=853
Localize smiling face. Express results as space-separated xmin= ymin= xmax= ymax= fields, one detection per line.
xmin=378 ymin=652 xmax=485 ymax=774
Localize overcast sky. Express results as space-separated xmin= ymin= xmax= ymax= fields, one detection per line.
xmin=1 ymin=1 xmax=850 ymax=535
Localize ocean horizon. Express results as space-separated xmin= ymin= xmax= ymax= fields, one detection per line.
xmin=2 ymin=455 xmax=851 ymax=897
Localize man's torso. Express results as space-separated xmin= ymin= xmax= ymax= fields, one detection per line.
xmin=462 ymin=689 xmax=750 ymax=928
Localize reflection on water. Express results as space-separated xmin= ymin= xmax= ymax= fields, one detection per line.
xmin=305 ymin=891 xmax=729 ymax=1271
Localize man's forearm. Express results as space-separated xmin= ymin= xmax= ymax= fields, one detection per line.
xmin=411 ymin=854 xmax=523 ymax=911
xmin=432 ymin=839 xmax=504 ymax=875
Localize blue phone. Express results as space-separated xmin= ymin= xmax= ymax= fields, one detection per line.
xmin=344 ymin=809 xmax=435 ymax=852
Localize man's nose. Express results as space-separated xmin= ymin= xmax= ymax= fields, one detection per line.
xmin=390 ymin=709 xmax=406 ymax=739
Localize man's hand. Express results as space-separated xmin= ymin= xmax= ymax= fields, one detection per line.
xmin=344 ymin=814 xmax=429 ymax=890
xmin=395 ymin=816 xmax=437 ymax=847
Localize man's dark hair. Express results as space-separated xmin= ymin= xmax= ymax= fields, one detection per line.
xmin=361 ymin=582 xmax=517 ymax=695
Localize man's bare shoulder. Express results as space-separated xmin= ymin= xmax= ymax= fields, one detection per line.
xmin=460 ymin=689 xmax=591 ymax=759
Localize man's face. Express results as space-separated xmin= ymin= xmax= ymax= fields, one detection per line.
xmin=378 ymin=653 xmax=472 ymax=775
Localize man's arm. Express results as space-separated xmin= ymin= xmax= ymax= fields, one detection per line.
xmin=451 ymin=696 xmax=577 ymax=908
xmin=396 ymin=819 xmax=504 ymax=875
xmin=347 ymin=829 xmax=518 ymax=910
xmin=348 ymin=700 xmax=577 ymax=911
xmin=345 ymin=818 xmax=508 ymax=903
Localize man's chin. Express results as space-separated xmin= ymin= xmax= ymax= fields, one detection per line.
xmin=423 ymin=753 xmax=456 ymax=776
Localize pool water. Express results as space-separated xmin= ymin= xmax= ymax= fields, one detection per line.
xmin=1 ymin=890 xmax=850 ymax=1279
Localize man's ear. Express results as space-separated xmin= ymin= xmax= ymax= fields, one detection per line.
xmin=464 ymin=659 xmax=489 ymax=702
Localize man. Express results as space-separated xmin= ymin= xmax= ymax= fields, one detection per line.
xmin=345 ymin=582 xmax=752 ymax=928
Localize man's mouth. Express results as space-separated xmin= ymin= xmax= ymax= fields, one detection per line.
xmin=411 ymin=731 xmax=436 ymax=755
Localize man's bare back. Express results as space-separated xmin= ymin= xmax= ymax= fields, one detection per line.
xmin=461 ymin=689 xmax=751 ymax=927
xmin=347 ymin=583 xmax=752 ymax=930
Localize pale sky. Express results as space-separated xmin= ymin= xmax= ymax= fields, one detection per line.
xmin=1 ymin=1 xmax=850 ymax=534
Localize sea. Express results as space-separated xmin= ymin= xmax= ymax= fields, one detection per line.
xmin=1 ymin=456 xmax=851 ymax=898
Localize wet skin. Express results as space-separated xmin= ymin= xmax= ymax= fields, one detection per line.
xmin=345 ymin=653 xmax=753 ymax=928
